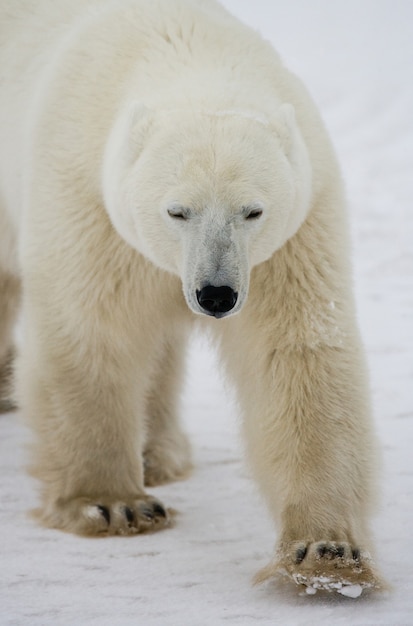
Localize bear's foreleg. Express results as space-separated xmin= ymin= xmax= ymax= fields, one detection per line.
xmin=17 ymin=233 xmax=172 ymax=536
xmin=217 ymin=315 xmax=384 ymax=594
xmin=250 ymin=344 xmax=383 ymax=594
xmin=18 ymin=327 xmax=169 ymax=535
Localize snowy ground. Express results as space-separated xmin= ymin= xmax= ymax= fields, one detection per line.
xmin=1 ymin=1 xmax=412 ymax=624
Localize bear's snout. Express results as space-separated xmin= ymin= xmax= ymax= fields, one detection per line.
xmin=196 ymin=285 xmax=238 ymax=318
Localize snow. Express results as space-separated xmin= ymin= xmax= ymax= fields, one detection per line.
xmin=295 ymin=574 xmax=365 ymax=598
xmin=338 ymin=585 xmax=363 ymax=599
xmin=1 ymin=0 xmax=413 ymax=624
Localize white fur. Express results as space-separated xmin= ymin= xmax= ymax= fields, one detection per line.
xmin=0 ymin=0 xmax=383 ymax=592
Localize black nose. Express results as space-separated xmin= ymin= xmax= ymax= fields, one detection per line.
xmin=196 ymin=285 xmax=238 ymax=318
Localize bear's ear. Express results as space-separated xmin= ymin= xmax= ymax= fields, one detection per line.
xmin=271 ymin=103 xmax=296 ymax=155
xmin=104 ymin=102 xmax=153 ymax=173
xmin=123 ymin=102 xmax=153 ymax=164
xmin=102 ymin=102 xmax=153 ymax=205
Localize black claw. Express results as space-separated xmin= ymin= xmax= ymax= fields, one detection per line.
xmin=295 ymin=546 xmax=307 ymax=564
xmin=140 ymin=506 xmax=155 ymax=520
xmin=153 ymin=503 xmax=167 ymax=518
xmin=336 ymin=545 xmax=345 ymax=558
xmin=327 ymin=546 xmax=338 ymax=557
xmin=97 ymin=505 xmax=110 ymax=525
xmin=317 ymin=544 xmax=328 ymax=558
xmin=352 ymin=548 xmax=361 ymax=561
xmin=124 ymin=506 xmax=134 ymax=524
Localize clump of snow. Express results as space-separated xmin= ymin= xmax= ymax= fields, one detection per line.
xmin=338 ymin=584 xmax=363 ymax=598
xmin=84 ymin=505 xmax=102 ymax=521
xmin=293 ymin=573 xmax=370 ymax=597
xmin=305 ymin=586 xmax=318 ymax=596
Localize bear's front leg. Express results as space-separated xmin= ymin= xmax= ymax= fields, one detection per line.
xmin=20 ymin=340 xmax=168 ymax=535
xmin=251 ymin=343 xmax=383 ymax=595
xmin=18 ymin=249 xmax=171 ymax=536
xmin=217 ymin=308 xmax=384 ymax=595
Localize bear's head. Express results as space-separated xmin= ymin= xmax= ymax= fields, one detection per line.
xmin=102 ymin=104 xmax=312 ymax=318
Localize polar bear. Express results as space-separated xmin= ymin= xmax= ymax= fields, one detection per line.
xmin=0 ymin=0 xmax=383 ymax=594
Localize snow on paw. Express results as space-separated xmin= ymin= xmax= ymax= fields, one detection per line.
xmin=254 ymin=540 xmax=385 ymax=597
xmin=34 ymin=494 xmax=170 ymax=536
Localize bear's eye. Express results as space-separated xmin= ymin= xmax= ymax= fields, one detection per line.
xmin=167 ymin=207 xmax=189 ymax=220
xmin=245 ymin=208 xmax=263 ymax=220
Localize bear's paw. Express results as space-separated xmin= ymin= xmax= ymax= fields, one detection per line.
xmin=33 ymin=494 xmax=170 ymax=536
xmin=254 ymin=540 xmax=386 ymax=597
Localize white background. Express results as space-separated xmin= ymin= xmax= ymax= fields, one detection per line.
xmin=1 ymin=1 xmax=412 ymax=624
